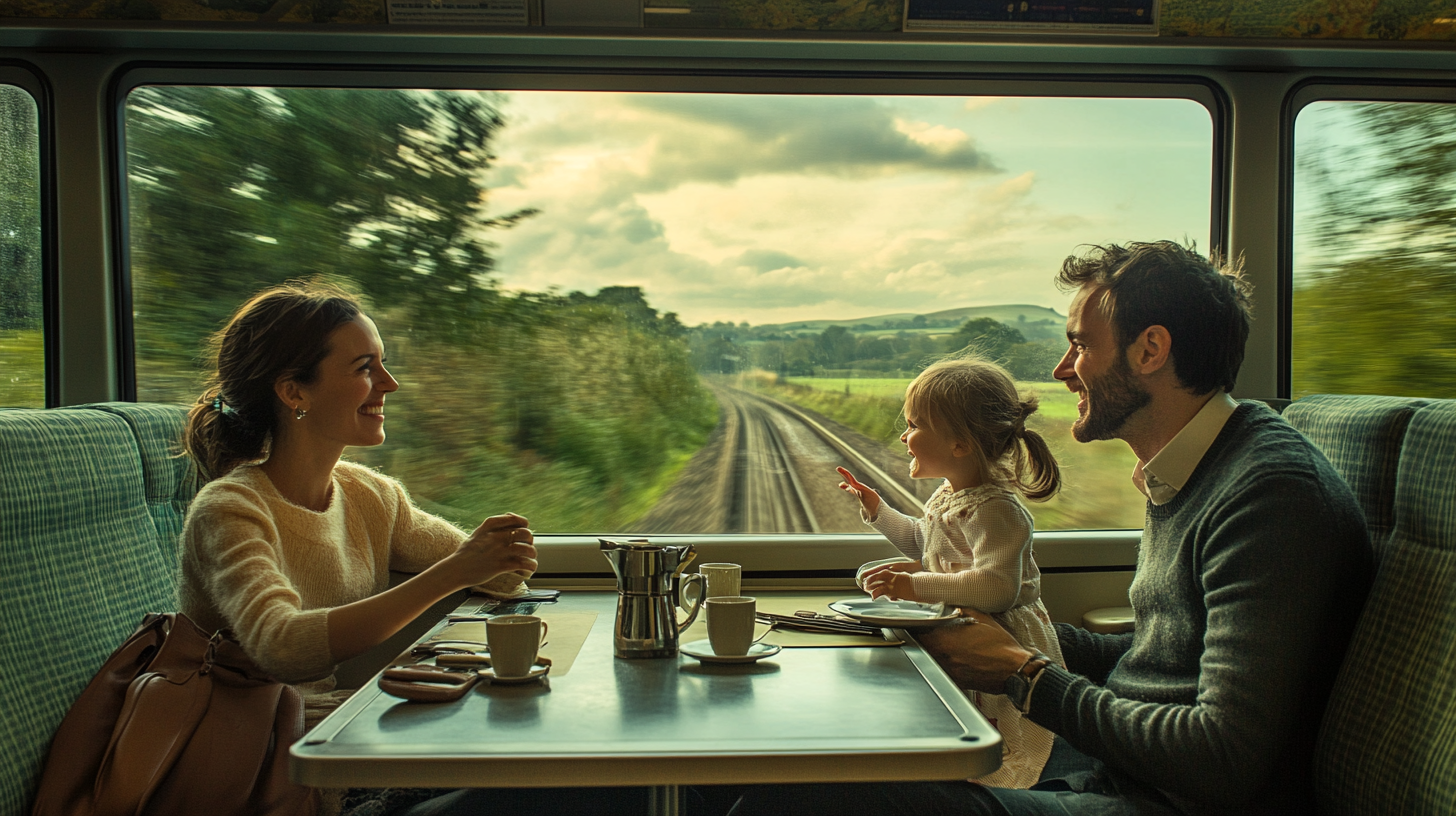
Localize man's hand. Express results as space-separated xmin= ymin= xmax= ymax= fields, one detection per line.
xmin=919 ymin=610 xmax=1034 ymax=694
xmin=837 ymin=467 xmax=883 ymax=520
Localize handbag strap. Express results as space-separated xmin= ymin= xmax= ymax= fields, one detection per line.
xmin=90 ymin=627 xmax=222 ymax=816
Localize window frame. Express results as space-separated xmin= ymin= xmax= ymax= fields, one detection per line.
xmin=112 ymin=62 xmax=1222 ymax=575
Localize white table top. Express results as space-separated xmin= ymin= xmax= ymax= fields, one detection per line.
xmin=290 ymin=590 xmax=1001 ymax=789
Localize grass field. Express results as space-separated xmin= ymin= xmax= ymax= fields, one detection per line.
xmin=0 ymin=329 xmax=44 ymax=408
xmin=787 ymin=376 xmax=1081 ymax=420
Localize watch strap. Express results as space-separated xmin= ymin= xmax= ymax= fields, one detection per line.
xmin=1003 ymin=652 xmax=1052 ymax=714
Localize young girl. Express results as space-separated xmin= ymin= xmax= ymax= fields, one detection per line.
xmin=836 ymin=356 xmax=1065 ymax=790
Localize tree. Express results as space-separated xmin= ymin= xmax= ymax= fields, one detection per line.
xmin=1294 ymin=101 xmax=1456 ymax=398
xmin=946 ymin=317 xmax=1026 ymax=362
xmin=815 ymin=325 xmax=856 ymax=366
xmin=1299 ymin=102 xmax=1456 ymax=270
xmin=125 ymin=86 xmax=535 ymax=363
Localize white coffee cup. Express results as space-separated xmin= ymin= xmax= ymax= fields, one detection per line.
xmin=706 ymin=596 xmax=756 ymax=656
xmin=486 ymin=614 xmax=549 ymax=678
xmin=700 ymin=563 xmax=742 ymax=599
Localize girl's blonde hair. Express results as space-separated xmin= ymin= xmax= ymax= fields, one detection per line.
xmin=903 ymin=355 xmax=1061 ymax=502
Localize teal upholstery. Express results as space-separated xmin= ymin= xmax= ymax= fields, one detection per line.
xmin=85 ymin=403 xmax=198 ymax=572
xmin=0 ymin=404 xmax=191 ymax=816
xmin=1285 ymin=394 xmax=1426 ymax=555
xmin=1311 ymin=399 xmax=1456 ymax=815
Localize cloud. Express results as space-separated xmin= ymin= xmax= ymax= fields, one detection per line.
xmin=479 ymin=91 xmax=1209 ymax=326
xmin=622 ymin=95 xmax=999 ymax=189
xmin=733 ymin=249 xmax=806 ymax=273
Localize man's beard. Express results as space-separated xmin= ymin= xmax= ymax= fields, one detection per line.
xmin=1072 ymin=357 xmax=1151 ymax=443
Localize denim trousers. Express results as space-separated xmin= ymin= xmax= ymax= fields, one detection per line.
xmin=723 ymin=737 xmax=1186 ymax=816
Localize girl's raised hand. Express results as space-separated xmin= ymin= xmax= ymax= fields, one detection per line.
xmin=451 ymin=513 xmax=538 ymax=589
xmin=836 ymin=466 xmax=882 ymax=519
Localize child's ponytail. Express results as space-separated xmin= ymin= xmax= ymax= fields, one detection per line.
xmin=1009 ymin=398 xmax=1061 ymax=502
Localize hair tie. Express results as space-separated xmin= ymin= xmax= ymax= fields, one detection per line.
xmin=211 ymin=396 xmax=243 ymax=421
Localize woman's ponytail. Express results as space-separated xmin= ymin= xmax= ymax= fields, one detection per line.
xmin=183 ymin=385 xmax=271 ymax=481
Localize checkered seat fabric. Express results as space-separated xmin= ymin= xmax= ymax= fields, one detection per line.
xmin=0 ymin=405 xmax=191 ymax=815
xmin=1284 ymin=394 xmax=1426 ymax=557
xmin=84 ymin=402 xmax=197 ymax=572
xmin=1313 ymin=399 xmax=1456 ymax=815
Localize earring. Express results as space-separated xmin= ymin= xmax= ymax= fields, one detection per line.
xmin=294 ymin=406 xmax=308 ymax=420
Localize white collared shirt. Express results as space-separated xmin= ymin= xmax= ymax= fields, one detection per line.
xmin=1132 ymin=392 xmax=1240 ymax=505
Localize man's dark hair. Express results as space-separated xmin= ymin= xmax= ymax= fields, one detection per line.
xmin=1056 ymin=241 xmax=1253 ymax=394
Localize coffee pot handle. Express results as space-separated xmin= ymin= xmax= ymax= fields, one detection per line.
xmin=676 ymin=572 xmax=706 ymax=633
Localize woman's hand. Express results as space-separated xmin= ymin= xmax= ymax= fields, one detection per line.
xmin=327 ymin=513 xmax=537 ymax=664
xmin=837 ymin=467 xmax=883 ymax=520
xmin=448 ymin=513 xmax=538 ymax=589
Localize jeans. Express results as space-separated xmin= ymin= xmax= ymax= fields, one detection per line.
xmin=363 ymin=786 xmax=649 ymax=816
xmin=724 ymin=737 xmax=1185 ymax=816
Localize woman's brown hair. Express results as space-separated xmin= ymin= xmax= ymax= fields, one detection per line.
xmin=903 ymin=356 xmax=1061 ymax=502
xmin=183 ymin=281 xmax=363 ymax=480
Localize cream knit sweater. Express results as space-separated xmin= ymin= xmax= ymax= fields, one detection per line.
xmin=178 ymin=460 xmax=522 ymax=688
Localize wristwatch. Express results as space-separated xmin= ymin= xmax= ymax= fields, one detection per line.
xmin=1003 ymin=652 xmax=1052 ymax=714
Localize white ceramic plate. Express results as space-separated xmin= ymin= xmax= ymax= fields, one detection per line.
xmin=827 ymin=598 xmax=962 ymax=630
xmin=478 ymin=661 xmax=551 ymax=684
xmin=680 ymin=639 xmax=783 ymax=664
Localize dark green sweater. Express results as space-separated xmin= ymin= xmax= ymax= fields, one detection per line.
xmin=1029 ymin=402 xmax=1373 ymax=814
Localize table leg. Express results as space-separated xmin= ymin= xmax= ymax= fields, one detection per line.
xmin=647 ymin=784 xmax=684 ymax=816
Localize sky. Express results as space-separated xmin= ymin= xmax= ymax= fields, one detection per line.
xmin=477 ymin=91 xmax=1214 ymax=328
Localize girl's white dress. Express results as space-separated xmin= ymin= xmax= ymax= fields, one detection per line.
xmin=865 ymin=481 xmax=1064 ymax=789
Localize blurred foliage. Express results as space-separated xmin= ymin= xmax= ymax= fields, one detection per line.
xmin=127 ymin=86 xmax=716 ymax=531
xmin=0 ymin=87 xmax=42 ymax=332
xmin=1293 ymin=257 xmax=1456 ymax=398
xmin=0 ymin=86 xmax=43 ymax=408
xmin=1294 ymin=101 xmax=1456 ymax=399
xmin=721 ymin=0 xmax=899 ymax=30
xmin=1162 ymin=0 xmax=1453 ymax=39
xmin=126 ymin=86 xmax=536 ymax=358
xmin=0 ymin=329 xmax=44 ymax=407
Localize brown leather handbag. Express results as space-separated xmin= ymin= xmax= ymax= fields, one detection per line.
xmin=31 ymin=613 xmax=320 ymax=816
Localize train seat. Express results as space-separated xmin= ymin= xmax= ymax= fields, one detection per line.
xmin=0 ymin=403 xmax=192 ymax=816
xmin=1284 ymin=395 xmax=1428 ymax=557
xmin=1287 ymin=395 xmax=1456 ymax=815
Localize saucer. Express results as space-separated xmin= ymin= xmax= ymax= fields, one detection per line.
xmin=478 ymin=658 xmax=551 ymax=684
xmin=680 ymin=639 xmax=782 ymax=664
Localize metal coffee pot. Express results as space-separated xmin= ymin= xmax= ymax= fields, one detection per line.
xmin=599 ymin=538 xmax=706 ymax=659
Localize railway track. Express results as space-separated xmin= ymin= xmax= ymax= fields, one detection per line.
xmin=712 ymin=385 xmax=923 ymax=534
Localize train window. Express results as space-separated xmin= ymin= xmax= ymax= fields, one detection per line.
xmin=1293 ymin=98 xmax=1456 ymax=400
xmin=124 ymin=83 xmax=1212 ymax=534
xmin=0 ymin=84 xmax=42 ymax=409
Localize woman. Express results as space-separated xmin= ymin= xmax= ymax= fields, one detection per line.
xmin=178 ymin=282 xmax=539 ymax=811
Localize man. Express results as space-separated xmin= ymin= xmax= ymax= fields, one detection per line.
xmin=728 ymin=241 xmax=1372 ymax=815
